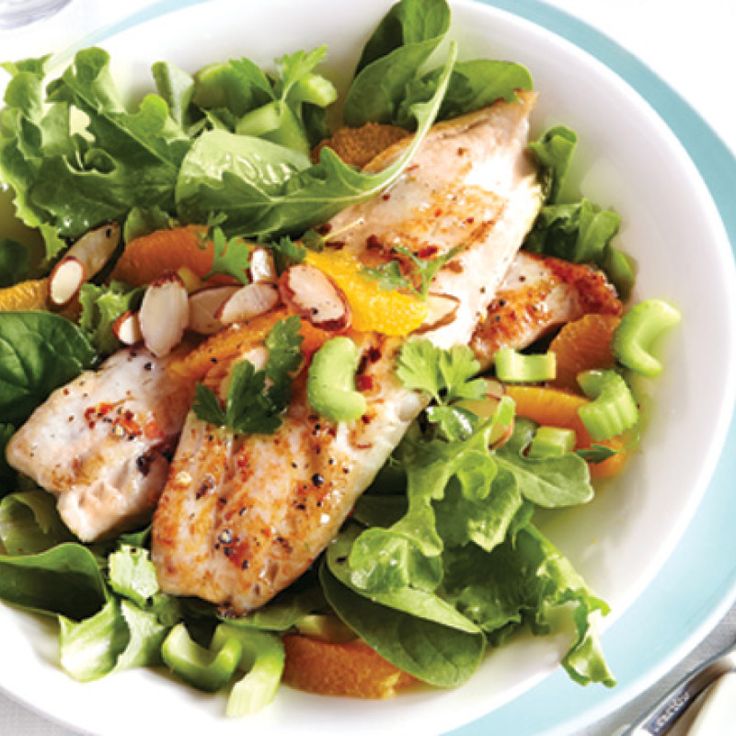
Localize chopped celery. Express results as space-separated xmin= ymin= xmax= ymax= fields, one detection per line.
xmin=161 ymin=624 xmax=242 ymax=692
xmin=577 ymin=370 xmax=638 ymax=441
xmin=603 ymin=246 xmax=636 ymax=301
xmin=612 ymin=298 xmax=681 ymax=377
xmin=291 ymin=73 xmax=338 ymax=107
xmin=529 ymin=426 xmax=576 ymax=458
xmin=495 ymin=347 xmax=556 ymax=383
xmin=212 ymin=625 xmax=285 ymax=716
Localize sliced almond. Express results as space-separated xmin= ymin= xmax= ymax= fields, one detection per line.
xmin=414 ymin=292 xmax=460 ymax=334
xmin=112 ymin=311 xmax=142 ymax=346
xmin=188 ymin=286 xmax=239 ymax=335
xmin=48 ymin=257 xmax=86 ymax=306
xmin=280 ymin=264 xmax=350 ymax=331
xmin=48 ymin=222 xmax=121 ymax=305
xmin=249 ymin=247 xmax=277 ymax=283
xmin=217 ymin=283 xmax=280 ymax=325
xmin=139 ymin=272 xmax=189 ymax=357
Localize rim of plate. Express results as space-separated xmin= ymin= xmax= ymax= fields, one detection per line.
xmin=0 ymin=1 xmax=733 ymax=735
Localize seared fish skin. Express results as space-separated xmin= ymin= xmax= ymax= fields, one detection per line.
xmin=6 ymin=348 xmax=193 ymax=541
xmin=152 ymin=95 xmax=543 ymax=612
xmin=472 ymin=251 xmax=622 ymax=368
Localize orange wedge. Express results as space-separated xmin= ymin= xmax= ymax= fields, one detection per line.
xmin=0 ymin=278 xmax=49 ymax=311
xmin=549 ymin=313 xmax=621 ymax=392
xmin=505 ymin=384 xmax=629 ymax=479
xmin=282 ymin=635 xmax=414 ymax=699
xmin=112 ymin=226 xmax=211 ymax=286
xmin=305 ymin=250 xmax=427 ymax=336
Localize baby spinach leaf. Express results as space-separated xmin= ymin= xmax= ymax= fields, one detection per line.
xmin=320 ymin=563 xmax=485 ymax=687
xmin=176 ymin=44 xmax=457 ymax=237
xmin=352 ymin=494 xmax=407 ymax=528
xmin=495 ymin=419 xmax=594 ymax=508
xmin=0 ymin=542 xmax=107 ymax=619
xmin=0 ymin=490 xmax=72 ymax=555
xmin=0 ymin=423 xmax=16 ymax=489
xmin=344 ymin=0 xmax=450 ymax=126
xmin=0 ymin=311 xmax=95 ymax=425
xmin=0 ymin=238 xmax=30 ymax=287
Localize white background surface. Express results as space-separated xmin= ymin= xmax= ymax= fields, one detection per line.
xmin=0 ymin=1 xmax=733 ymax=734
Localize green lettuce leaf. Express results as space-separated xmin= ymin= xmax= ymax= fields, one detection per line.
xmin=122 ymin=206 xmax=172 ymax=242
xmin=320 ymin=563 xmax=485 ymax=688
xmin=176 ymin=43 xmax=457 ymax=237
xmin=78 ymin=280 xmax=143 ymax=355
xmin=0 ymin=311 xmax=96 ymax=424
xmin=528 ymin=125 xmax=577 ymax=203
xmin=0 ymin=490 xmax=71 ymax=555
xmin=344 ymin=0 xmax=450 ymax=126
xmin=495 ymin=419 xmax=594 ymax=508
xmin=108 ymin=544 xmax=159 ymax=608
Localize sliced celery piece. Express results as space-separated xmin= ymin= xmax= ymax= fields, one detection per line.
xmin=529 ymin=426 xmax=576 ymax=458
xmin=577 ymin=370 xmax=638 ymax=441
xmin=212 ymin=625 xmax=285 ymax=716
xmin=161 ymin=624 xmax=242 ymax=692
xmin=612 ymin=298 xmax=681 ymax=377
xmin=495 ymin=347 xmax=556 ymax=383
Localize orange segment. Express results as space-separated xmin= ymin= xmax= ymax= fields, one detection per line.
xmin=0 ymin=278 xmax=49 ymax=311
xmin=549 ymin=313 xmax=621 ymax=391
xmin=112 ymin=226 xmax=211 ymax=286
xmin=282 ymin=635 xmax=414 ymax=699
xmin=305 ymin=250 xmax=427 ymax=335
xmin=505 ymin=385 xmax=629 ymax=478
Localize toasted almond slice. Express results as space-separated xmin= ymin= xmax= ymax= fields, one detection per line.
xmin=112 ymin=311 xmax=142 ymax=345
xmin=217 ymin=283 xmax=280 ymax=325
xmin=188 ymin=286 xmax=239 ymax=335
xmin=139 ymin=272 xmax=189 ymax=357
xmin=280 ymin=263 xmax=350 ymax=331
xmin=249 ymin=247 xmax=277 ymax=283
xmin=48 ymin=222 xmax=121 ymax=305
xmin=414 ymin=292 xmax=460 ymax=334
xmin=48 ymin=257 xmax=86 ymax=306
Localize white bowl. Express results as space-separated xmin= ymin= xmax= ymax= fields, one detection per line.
xmin=1 ymin=1 xmax=734 ymax=734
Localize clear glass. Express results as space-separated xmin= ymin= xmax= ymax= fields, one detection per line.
xmin=0 ymin=0 xmax=71 ymax=29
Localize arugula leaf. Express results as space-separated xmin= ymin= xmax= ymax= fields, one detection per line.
xmin=320 ymin=563 xmax=485 ymax=687
xmin=0 ymin=311 xmax=96 ymax=425
xmin=193 ymin=316 xmax=303 ymax=435
xmin=344 ymin=0 xmax=450 ymax=126
xmin=528 ymin=125 xmax=577 ymax=203
xmin=152 ymin=61 xmax=195 ymax=130
xmin=576 ymin=444 xmax=620 ymax=463
xmin=205 ymin=226 xmax=251 ymax=283
xmin=0 ymin=238 xmax=30 ymax=286
xmin=78 ymin=280 xmax=143 ymax=355
xmin=176 ymin=44 xmax=456 ymax=237
xmin=495 ymin=419 xmax=594 ymax=508
xmin=397 ymin=59 xmax=533 ymax=126
xmin=0 ymin=490 xmax=72 ymax=555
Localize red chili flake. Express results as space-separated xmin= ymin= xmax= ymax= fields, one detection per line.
xmin=325 ymin=240 xmax=345 ymax=249
xmin=366 ymin=234 xmax=383 ymax=250
xmin=143 ymin=420 xmax=164 ymax=441
xmin=434 ymin=208 xmax=443 ymax=217
xmin=417 ymin=245 xmax=439 ymax=259
xmin=317 ymin=223 xmax=332 ymax=235
xmin=465 ymin=216 xmax=475 ymax=224
xmin=406 ymin=163 xmax=420 ymax=172
xmin=367 ymin=346 xmax=382 ymax=363
xmin=457 ymin=146 xmax=467 ymax=156
xmin=356 ymin=374 xmax=374 ymax=391
xmin=381 ymin=193 xmax=391 ymax=201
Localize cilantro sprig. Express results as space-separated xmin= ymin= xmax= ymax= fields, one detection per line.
xmin=361 ymin=245 xmax=462 ymax=299
xmin=396 ymin=339 xmax=487 ymax=439
xmin=193 ymin=317 xmax=303 ymax=434
xmin=204 ymin=227 xmax=252 ymax=284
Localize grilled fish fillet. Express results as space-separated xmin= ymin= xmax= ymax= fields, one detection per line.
xmin=152 ymin=93 xmax=545 ymax=612
xmin=6 ymin=348 xmax=192 ymax=541
xmin=472 ymin=250 xmax=622 ymax=368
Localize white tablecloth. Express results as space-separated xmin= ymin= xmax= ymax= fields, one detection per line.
xmin=0 ymin=1 xmax=734 ymax=733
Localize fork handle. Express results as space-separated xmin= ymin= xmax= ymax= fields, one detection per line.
xmin=621 ymin=647 xmax=736 ymax=735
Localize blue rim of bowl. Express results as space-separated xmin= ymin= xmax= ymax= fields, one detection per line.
xmin=66 ymin=1 xmax=736 ymax=734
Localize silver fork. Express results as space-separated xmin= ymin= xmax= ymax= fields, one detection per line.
xmin=620 ymin=638 xmax=736 ymax=735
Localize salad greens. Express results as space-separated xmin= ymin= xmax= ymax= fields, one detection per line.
xmin=0 ymin=0 xmax=635 ymax=715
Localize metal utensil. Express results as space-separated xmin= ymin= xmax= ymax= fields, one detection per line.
xmin=621 ymin=638 xmax=736 ymax=735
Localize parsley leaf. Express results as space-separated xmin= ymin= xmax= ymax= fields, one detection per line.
xmin=361 ymin=260 xmax=412 ymax=292
xmin=204 ymin=226 xmax=251 ymax=284
xmin=269 ymin=236 xmax=306 ymax=273
xmin=396 ymin=245 xmax=462 ymax=298
xmin=396 ymin=340 xmax=487 ymax=439
xmin=192 ymin=316 xmax=304 ymax=435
